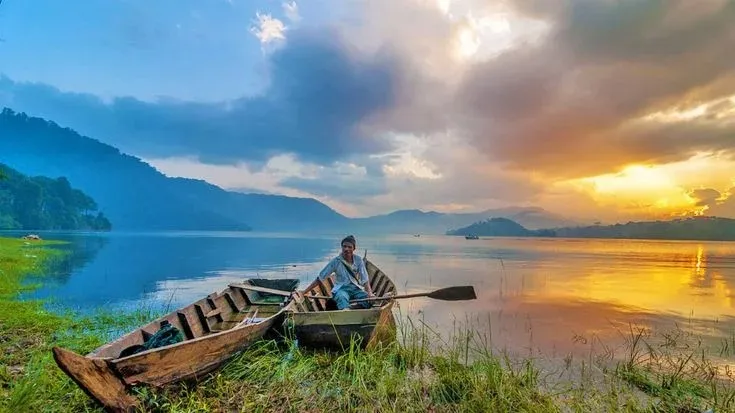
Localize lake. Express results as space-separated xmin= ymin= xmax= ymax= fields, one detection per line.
xmin=13 ymin=231 xmax=735 ymax=362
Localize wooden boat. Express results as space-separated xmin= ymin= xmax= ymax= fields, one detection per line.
xmin=52 ymin=278 xmax=300 ymax=413
xmin=285 ymin=259 xmax=397 ymax=350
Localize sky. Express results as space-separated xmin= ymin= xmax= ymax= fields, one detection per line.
xmin=1 ymin=0 xmax=734 ymax=222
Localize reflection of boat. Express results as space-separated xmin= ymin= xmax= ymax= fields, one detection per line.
xmin=465 ymin=235 xmax=479 ymax=240
xmin=52 ymin=278 xmax=299 ymax=412
xmin=285 ymin=259 xmax=397 ymax=350
xmin=413 ymin=234 xmax=421 ymax=237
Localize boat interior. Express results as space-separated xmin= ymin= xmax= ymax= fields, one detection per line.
xmin=290 ymin=261 xmax=396 ymax=313
xmin=90 ymin=278 xmax=300 ymax=359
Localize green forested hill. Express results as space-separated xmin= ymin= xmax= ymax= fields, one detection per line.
xmin=0 ymin=163 xmax=111 ymax=230
xmin=446 ymin=217 xmax=556 ymax=237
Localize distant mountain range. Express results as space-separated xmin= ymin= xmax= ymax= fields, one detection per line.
xmin=0 ymin=108 xmax=578 ymax=233
xmin=351 ymin=207 xmax=578 ymax=234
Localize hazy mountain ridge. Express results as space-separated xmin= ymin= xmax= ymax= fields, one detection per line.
xmin=0 ymin=109 xmax=347 ymax=231
xmin=352 ymin=206 xmax=579 ymax=234
xmin=1 ymin=108 xmax=576 ymax=233
xmin=553 ymin=216 xmax=735 ymax=241
xmin=447 ymin=216 xmax=735 ymax=241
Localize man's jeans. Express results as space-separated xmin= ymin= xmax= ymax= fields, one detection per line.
xmin=333 ymin=282 xmax=370 ymax=310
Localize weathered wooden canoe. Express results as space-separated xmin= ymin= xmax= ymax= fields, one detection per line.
xmin=52 ymin=278 xmax=299 ymax=413
xmin=285 ymin=259 xmax=397 ymax=350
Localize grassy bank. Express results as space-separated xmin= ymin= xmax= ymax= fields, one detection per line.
xmin=0 ymin=237 xmax=154 ymax=412
xmin=130 ymin=322 xmax=734 ymax=412
xmin=1 ymin=236 xmax=733 ymax=412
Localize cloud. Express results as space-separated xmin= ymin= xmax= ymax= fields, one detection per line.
xmin=144 ymin=133 xmax=545 ymax=217
xmin=145 ymin=153 xmax=390 ymax=216
xmin=0 ymin=27 xmax=402 ymax=166
xmin=709 ymin=190 xmax=735 ymax=218
xmin=250 ymin=12 xmax=287 ymax=46
xmin=308 ymin=0 xmax=735 ymax=180
xmin=280 ymin=174 xmax=387 ymax=199
xmin=447 ymin=0 xmax=735 ymax=178
xmin=345 ymin=132 xmax=547 ymax=214
xmin=283 ymin=1 xmax=301 ymax=22
xmin=690 ymin=187 xmax=735 ymax=217
xmin=276 ymin=157 xmax=390 ymax=200
xmin=261 ymin=0 xmax=735 ymax=181
xmin=690 ymin=188 xmax=722 ymax=207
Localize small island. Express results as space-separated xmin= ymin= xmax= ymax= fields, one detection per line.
xmin=447 ymin=217 xmax=556 ymax=237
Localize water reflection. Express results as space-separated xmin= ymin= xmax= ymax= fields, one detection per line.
xmin=385 ymin=237 xmax=735 ymax=360
xmin=16 ymin=232 xmax=735 ymax=360
xmin=26 ymin=231 xmax=337 ymax=310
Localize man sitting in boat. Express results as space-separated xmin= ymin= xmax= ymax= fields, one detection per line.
xmin=317 ymin=235 xmax=375 ymax=310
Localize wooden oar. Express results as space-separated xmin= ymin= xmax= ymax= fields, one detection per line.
xmin=229 ymin=283 xmax=293 ymax=297
xmin=305 ymin=285 xmax=477 ymax=303
xmin=351 ymin=285 xmax=477 ymax=303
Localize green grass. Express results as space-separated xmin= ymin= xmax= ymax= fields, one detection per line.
xmin=0 ymin=237 xmax=160 ymax=412
xmin=133 ymin=330 xmax=559 ymax=412
xmin=612 ymin=325 xmax=735 ymax=412
xmin=0 ymin=235 xmax=733 ymax=413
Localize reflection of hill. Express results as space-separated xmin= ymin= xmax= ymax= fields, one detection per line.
xmin=30 ymin=234 xmax=336 ymax=307
xmin=12 ymin=231 xmax=109 ymax=286
xmin=44 ymin=233 xmax=110 ymax=283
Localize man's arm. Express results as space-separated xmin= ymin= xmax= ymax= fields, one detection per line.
xmin=318 ymin=258 xmax=335 ymax=280
xmin=358 ymin=258 xmax=373 ymax=296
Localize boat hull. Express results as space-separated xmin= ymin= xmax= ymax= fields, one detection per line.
xmin=288 ymin=301 xmax=395 ymax=350
xmin=286 ymin=259 xmax=398 ymax=351
xmin=52 ymin=278 xmax=298 ymax=412
xmin=112 ymin=309 xmax=286 ymax=386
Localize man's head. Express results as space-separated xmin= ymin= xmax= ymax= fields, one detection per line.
xmin=341 ymin=235 xmax=356 ymax=258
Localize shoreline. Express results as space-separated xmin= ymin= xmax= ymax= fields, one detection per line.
xmin=0 ymin=236 xmax=732 ymax=412
xmin=3 ymin=229 xmax=735 ymax=244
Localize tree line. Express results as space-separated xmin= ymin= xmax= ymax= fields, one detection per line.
xmin=447 ymin=216 xmax=735 ymax=241
xmin=0 ymin=163 xmax=111 ymax=230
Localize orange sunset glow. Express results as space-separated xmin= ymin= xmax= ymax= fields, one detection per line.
xmin=3 ymin=0 xmax=735 ymax=410
xmin=2 ymin=0 xmax=735 ymax=225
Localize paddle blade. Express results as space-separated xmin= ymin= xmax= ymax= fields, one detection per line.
xmin=426 ymin=286 xmax=477 ymax=301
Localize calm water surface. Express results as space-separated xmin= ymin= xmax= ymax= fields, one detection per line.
xmin=15 ymin=231 xmax=735 ymax=360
